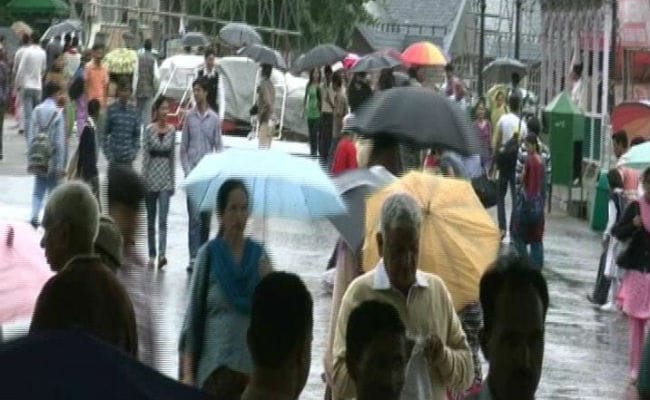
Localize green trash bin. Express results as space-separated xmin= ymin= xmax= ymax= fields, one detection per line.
xmin=591 ymin=169 xmax=610 ymax=231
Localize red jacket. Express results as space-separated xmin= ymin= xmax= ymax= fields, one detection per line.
xmin=331 ymin=137 xmax=358 ymax=175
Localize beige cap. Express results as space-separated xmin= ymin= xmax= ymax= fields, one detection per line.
xmin=94 ymin=215 xmax=123 ymax=271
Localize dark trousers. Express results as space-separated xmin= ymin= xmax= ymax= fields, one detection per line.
xmin=307 ymin=117 xmax=320 ymax=157
xmin=187 ymin=197 xmax=211 ymax=261
xmin=0 ymin=102 xmax=5 ymax=158
xmin=497 ymin=169 xmax=516 ymax=232
xmin=320 ymin=113 xmax=333 ymax=166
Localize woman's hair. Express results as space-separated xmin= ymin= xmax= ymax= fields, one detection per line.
xmin=332 ymin=71 xmax=343 ymax=89
xmin=377 ymin=69 xmax=395 ymax=91
xmin=151 ymin=96 xmax=169 ymax=123
xmin=308 ymin=68 xmax=320 ymax=85
xmin=524 ymin=133 xmax=539 ymax=153
xmin=216 ymin=179 xmax=249 ymax=236
xmin=607 ymin=168 xmax=624 ymax=190
xmin=643 ymin=166 xmax=650 ymax=183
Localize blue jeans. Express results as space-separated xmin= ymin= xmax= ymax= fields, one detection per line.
xmin=146 ymin=190 xmax=173 ymax=258
xmin=497 ymin=169 xmax=516 ymax=232
xmin=187 ymin=196 xmax=211 ymax=261
xmin=21 ymin=88 xmax=42 ymax=145
xmin=31 ymin=174 xmax=60 ymax=222
xmin=514 ymin=238 xmax=544 ymax=269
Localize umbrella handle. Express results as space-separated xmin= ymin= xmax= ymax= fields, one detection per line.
xmin=6 ymin=226 xmax=14 ymax=248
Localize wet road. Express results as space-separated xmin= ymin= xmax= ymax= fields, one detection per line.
xmin=0 ymin=123 xmax=632 ymax=399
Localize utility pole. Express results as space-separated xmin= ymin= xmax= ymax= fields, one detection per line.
xmin=514 ymin=0 xmax=522 ymax=59
xmin=478 ymin=0 xmax=486 ymax=96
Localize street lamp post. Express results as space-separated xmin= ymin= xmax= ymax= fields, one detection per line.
xmin=514 ymin=0 xmax=522 ymax=60
xmin=478 ymin=0 xmax=486 ymax=96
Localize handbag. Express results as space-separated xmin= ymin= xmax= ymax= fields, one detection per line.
xmin=471 ymin=173 xmax=498 ymax=208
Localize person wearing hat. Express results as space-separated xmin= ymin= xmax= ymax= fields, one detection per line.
xmin=94 ymin=215 xmax=124 ymax=273
xmin=331 ymin=114 xmax=358 ymax=176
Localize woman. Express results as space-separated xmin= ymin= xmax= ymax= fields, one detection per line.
xmin=75 ymin=99 xmax=100 ymax=197
xmin=142 ymin=97 xmax=176 ymax=270
xmin=475 ymin=101 xmax=492 ymax=170
xmin=303 ymin=68 xmax=322 ymax=158
xmin=377 ymin=68 xmax=395 ymax=91
xmin=490 ymin=91 xmax=507 ymax=143
xmin=0 ymin=49 xmax=8 ymax=160
xmin=347 ymin=72 xmax=372 ymax=113
xmin=600 ymin=168 xmax=626 ymax=312
xmin=63 ymin=37 xmax=81 ymax=83
xmin=45 ymin=53 xmax=68 ymax=91
xmin=512 ymin=134 xmax=546 ymax=268
xmin=328 ymin=71 xmax=348 ymax=170
xmin=180 ymin=179 xmax=273 ymax=399
xmin=612 ymin=167 xmax=650 ymax=386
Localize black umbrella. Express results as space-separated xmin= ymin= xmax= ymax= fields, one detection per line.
xmin=350 ymin=52 xmax=402 ymax=73
xmin=483 ymin=57 xmax=527 ymax=83
xmin=355 ymin=87 xmax=479 ymax=156
xmin=238 ymin=44 xmax=287 ymax=69
xmin=0 ymin=330 xmax=211 ymax=400
xmin=182 ymin=32 xmax=210 ymax=48
xmin=293 ymin=44 xmax=347 ymax=72
xmin=219 ymin=22 xmax=262 ymax=48
xmin=41 ymin=19 xmax=82 ymax=41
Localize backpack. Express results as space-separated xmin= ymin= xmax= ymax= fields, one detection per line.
xmin=68 ymin=65 xmax=85 ymax=100
xmin=27 ymin=110 xmax=59 ymax=176
xmin=518 ymin=159 xmax=545 ymax=226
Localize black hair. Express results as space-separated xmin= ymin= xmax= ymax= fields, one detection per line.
xmin=107 ymin=165 xmax=146 ymax=210
xmin=183 ymin=45 xmax=192 ymax=53
xmin=144 ymin=38 xmax=153 ymax=51
xmin=612 ymin=131 xmax=629 ymax=148
xmin=644 ymin=167 xmax=650 ymax=184
xmin=44 ymin=81 xmax=62 ymax=99
xmin=480 ymin=254 xmax=549 ymax=336
xmin=248 ymin=272 xmax=313 ymax=369
xmin=408 ymin=66 xmax=420 ymax=79
xmin=261 ymin=64 xmax=273 ymax=79
xmin=527 ymin=117 xmax=542 ymax=136
xmin=308 ymin=68 xmax=320 ymax=85
xmin=30 ymin=32 xmax=40 ymax=44
xmin=192 ymin=77 xmax=210 ymax=92
xmin=508 ymin=95 xmax=521 ymax=113
xmin=92 ymin=44 xmax=104 ymax=52
xmin=151 ymin=96 xmax=170 ymax=122
xmin=63 ymin=33 xmax=71 ymax=42
xmin=216 ymin=179 xmax=249 ymax=237
xmin=377 ymin=69 xmax=395 ymax=91
xmin=572 ymin=63 xmax=584 ymax=77
xmin=117 ymin=79 xmax=132 ymax=92
xmin=21 ymin=33 xmax=30 ymax=46
xmin=204 ymin=48 xmax=215 ymax=58
xmin=87 ymin=99 xmax=101 ymax=119
xmin=607 ymin=168 xmax=624 ymax=190
xmin=346 ymin=301 xmax=406 ymax=370
xmin=511 ymin=72 xmax=521 ymax=85
xmin=332 ymin=70 xmax=344 ymax=89
xmin=631 ymin=137 xmax=646 ymax=147
xmin=444 ymin=63 xmax=454 ymax=73
xmin=71 ymin=37 xmax=79 ymax=47
xmin=524 ymin=133 xmax=539 ymax=153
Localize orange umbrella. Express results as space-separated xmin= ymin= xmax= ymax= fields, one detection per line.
xmin=401 ymin=41 xmax=448 ymax=67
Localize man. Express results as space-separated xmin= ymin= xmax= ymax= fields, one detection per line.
xmin=613 ymin=130 xmax=641 ymax=201
xmin=15 ymin=32 xmax=47 ymax=144
xmin=107 ymin=165 xmax=158 ymax=368
xmin=442 ymin=64 xmax=459 ymax=97
xmin=181 ymin=78 xmax=223 ymax=271
xmin=28 ymin=81 xmax=66 ymax=228
xmin=508 ymin=72 xmax=524 ymax=102
xmin=85 ymin=44 xmax=109 ymax=109
xmin=345 ymin=300 xmax=408 ymax=400
xmin=331 ymin=193 xmax=473 ymax=400
xmin=197 ymin=48 xmax=226 ymax=121
xmin=242 ymin=271 xmax=313 ymax=400
xmin=256 ymin=64 xmax=276 ymax=149
xmin=493 ymin=95 xmax=528 ymax=237
xmin=46 ymin=35 xmax=63 ymax=70
xmin=135 ymin=39 xmax=160 ymax=130
xmin=29 ymin=182 xmax=138 ymax=357
xmin=103 ymin=81 xmax=141 ymax=167
xmin=466 ymin=254 xmax=549 ymax=400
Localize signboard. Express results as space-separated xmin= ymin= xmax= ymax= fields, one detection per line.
xmin=619 ymin=0 xmax=650 ymax=49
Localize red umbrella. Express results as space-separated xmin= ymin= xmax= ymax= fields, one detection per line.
xmin=401 ymin=41 xmax=448 ymax=67
xmin=0 ymin=222 xmax=53 ymax=324
xmin=611 ymin=101 xmax=650 ymax=142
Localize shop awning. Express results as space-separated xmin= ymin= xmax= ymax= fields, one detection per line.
xmin=7 ymin=0 xmax=70 ymax=16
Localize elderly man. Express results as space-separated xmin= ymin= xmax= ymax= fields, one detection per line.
xmin=331 ymin=193 xmax=473 ymax=400
xmin=29 ymin=182 xmax=138 ymax=357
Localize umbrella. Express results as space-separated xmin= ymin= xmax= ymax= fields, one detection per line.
xmin=618 ymin=141 xmax=650 ymax=170
xmin=362 ymin=172 xmax=501 ymax=311
xmin=401 ymin=41 xmax=448 ymax=66
xmin=343 ymin=53 xmax=361 ymax=70
xmin=0 ymin=330 xmax=211 ymax=400
xmin=10 ymin=21 xmax=32 ymax=37
xmin=0 ymin=222 xmax=53 ymax=324
xmin=328 ymin=167 xmax=397 ymax=253
xmin=483 ymin=57 xmax=527 ymax=83
xmin=41 ymin=19 xmax=82 ymax=41
xmin=238 ymin=44 xmax=287 ymax=69
xmin=103 ymin=48 xmax=138 ymax=74
xmin=219 ymin=22 xmax=263 ymax=48
xmin=7 ymin=0 xmax=69 ymax=16
xmin=182 ymin=32 xmax=210 ymax=48
xmin=351 ymin=52 xmax=402 ymax=73
xmin=355 ymin=87 xmax=480 ymax=156
xmin=293 ymin=44 xmax=348 ymax=72
xmin=612 ymin=101 xmax=650 ymax=142
xmin=183 ymin=148 xmax=346 ymax=218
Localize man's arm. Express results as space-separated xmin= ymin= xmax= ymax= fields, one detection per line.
xmin=132 ymin=111 xmax=141 ymax=158
xmin=55 ymin=112 xmax=66 ymax=173
xmin=218 ymin=75 xmax=226 ymax=123
xmin=180 ymin=115 xmax=191 ymax=175
xmin=103 ymin=107 xmax=113 ymax=161
xmin=213 ymin=114 xmax=223 ymax=152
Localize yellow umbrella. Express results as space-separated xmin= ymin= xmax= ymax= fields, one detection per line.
xmin=362 ymin=172 xmax=500 ymax=311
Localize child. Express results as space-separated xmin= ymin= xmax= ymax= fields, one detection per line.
xmin=331 ymin=114 xmax=358 ymax=176
xmin=601 ymin=168 xmax=626 ymax=312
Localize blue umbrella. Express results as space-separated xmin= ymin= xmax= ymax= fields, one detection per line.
xmin=184 ymin=148 xmax=346 ymax=218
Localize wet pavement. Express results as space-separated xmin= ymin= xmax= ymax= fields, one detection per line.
xmin=0 ymin=118 xmax=633 ymax=399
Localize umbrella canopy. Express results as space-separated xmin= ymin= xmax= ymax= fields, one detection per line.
xmin=103 ymin=48 xmax=138 ymax=74
xmin=238 ymin=44 xmax=287 ymax=69
xmin=343 ymin=53 xmax=361 ymax=70
xmin=219 ymin=22 xmax=263 ymax=48
xmin=354 ymin=87 xmax=480 ymax=155
xmin=0 ymin=222 xmax=53 ymax=324
xmin=183 ymin=148 xmax=346 ymax=218
xmin=293 ymin=44 xmax=348 ymax=72
xmin=41 ymin=19 xmax=82 ymax=42
xmin=612 ymin=101 xmax=650 ymax=142
xmin=362 ymin=172 xmax=500 ymax=311
xmin=618 ymin=141 xmax=650 ymax=170
xmin=7 ymin=0 xmax=69 ymax=16
xmin=483 ymin=57 xmax=527 ymax=83
xmin=328 ymin=167 xmax=397 ymax=253
xmin=351 ymin=52 xmax=402 ymax=73
xmin=182 ymin=32 xmax=210 ymax=48
xmin=10 ymin=21 xmax=32 ymax=37
xmin=0 ymin=330 xmax=211 ymax=399
xmin=401 ymin=41 xmax=447 ymax=66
